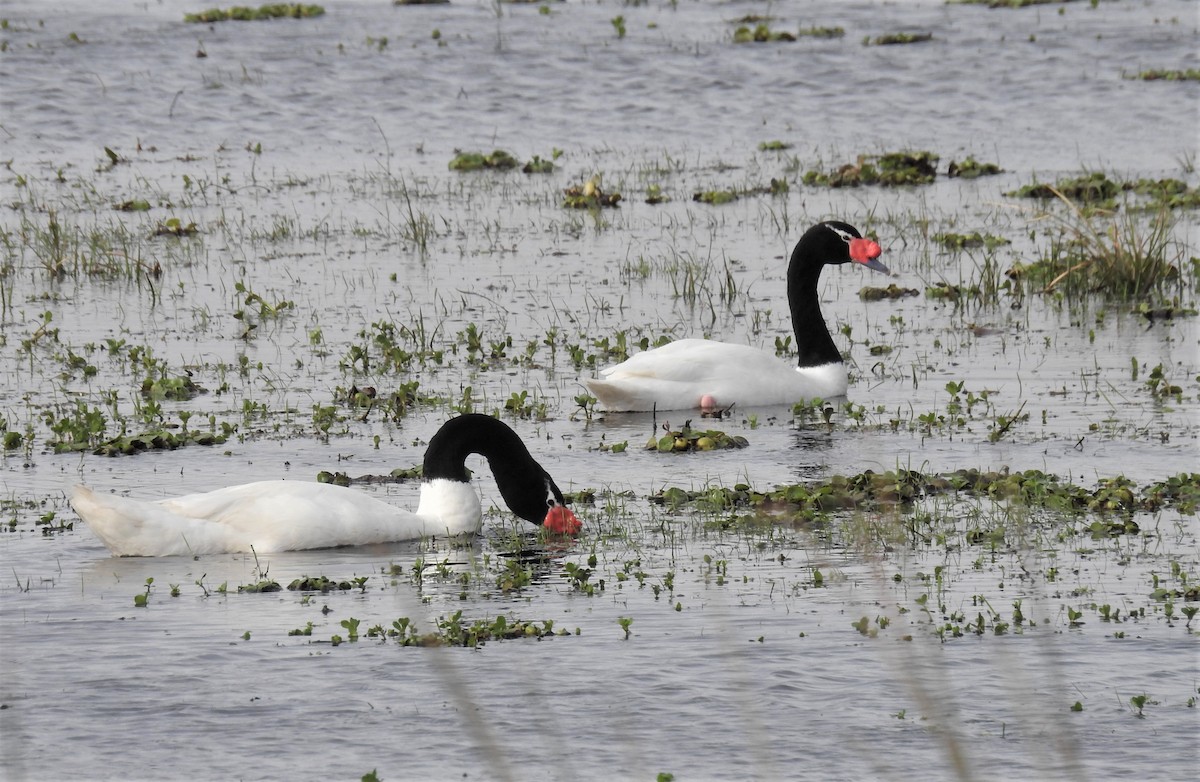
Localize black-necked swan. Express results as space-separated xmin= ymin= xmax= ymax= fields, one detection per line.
xmin=585 ymin=221 xmax=889 ymax=411
xmin=70 ymin=414 xmax=581 ymax=557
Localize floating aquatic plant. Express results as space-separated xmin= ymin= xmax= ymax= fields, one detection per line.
xmin=803 ymin=151 xmax=939 ymax=187
xmin=151 ymin=217 xmax=199 ymax=237
xmin=90 ymin=429 xmax=227 ymax=457
xmin=733 ymin=24 xmax=796 ymax=43
xmin=1007 ymin=172 xmax=1120 ymax=206
xmin=1123 ymin=69 xmax=1200 ymax=82
xmin=184 ymin=4 xmax=325 ymax=23
xmin=646 ymin=422 xmax=749 ymax=453
xmin=797 ymin=26 xmax=845 ymax=39
xmin=448 ymin=149 xmax=519 ymax=171
xmin=946 ymin=156 xmax=1003 ymax=178
xmin=650 ymin=469 xmax=1199 ymax=516
xmin=563 ymin=178 xmax=621 ymax=209
xmin=932 ymin=231 xmax=1011 ymax=250
xmin=948 ymin=0 xmax=1077 ymax=7
xmin=859 ymin=283 xmax=920 ymax=301
xmin=866 ymin=32 xmax=933 ymax=46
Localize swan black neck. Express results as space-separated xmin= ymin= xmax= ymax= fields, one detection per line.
xmin=422 ymin=414 xmax=564 ymax=524
xmin=786 ymin=222 xmax=859 ymax=369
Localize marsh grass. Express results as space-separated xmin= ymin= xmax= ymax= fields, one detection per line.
xmin=1031 ymin=196 xmax=1185 ymax=301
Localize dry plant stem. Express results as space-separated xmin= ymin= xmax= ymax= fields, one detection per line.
xmin=1042 ymin=261 xmax=1091 ymax=294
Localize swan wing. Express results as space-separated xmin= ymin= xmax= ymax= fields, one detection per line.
xmin=588 ymin=339 xmax=846 ymax=411
xmin=71 ymin=481 xmax=475 ymax=557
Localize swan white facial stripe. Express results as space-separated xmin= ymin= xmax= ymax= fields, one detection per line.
xmin=827 ymin=224 xmax=855 ymax=243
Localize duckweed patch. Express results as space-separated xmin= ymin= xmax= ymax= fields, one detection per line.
xmin=184 ymin=4 xmax=325 ymax=23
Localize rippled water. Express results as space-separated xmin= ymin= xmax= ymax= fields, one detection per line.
xmin=2 ymin=1 xmax=1198 ymax=780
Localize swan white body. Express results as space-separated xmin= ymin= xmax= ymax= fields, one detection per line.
xmin=587 ymin=339 xmax=847 ymax=411
xmin=71 ymin=478 xmax=482 ymax=557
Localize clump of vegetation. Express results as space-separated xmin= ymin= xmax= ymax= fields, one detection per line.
xmin=184 ymin=4 xmax=325 ymax=23
xmin=949 ymin=0 xmax=1075 ymax=7
xmin=374 ymin=612 xmax=563 ymax=649
xmin=651 ymin=468 xmax=1199 ymax=517
xmin=865 ymin=32 xmax=932 ymax=46
xmin=1015 ymin=205 xmax=1184 ymax=300
xmin=1125 ymin=178 xmax=1200 ymax=210
xmin=522 ymin=155 xmax=555 ymax=174
xmin=1007 ymin=172 xmax=1120 ymax=206
xmin=932 ymin=231 xmax=1012 ymax=250
xmin=758 ymin=140 xmax=792 ymax=151
xmin=797 ymin=26 xmax=844 ymax=39
xmin=645 ymin=184 xmax=669 ymax=204
xmin=804 ymin=151 xmax=939 ymax=187
xmin=859 ymin=283 xmax=920 ymax=301
xmin=1123 ymin=69 xmax=1200 ymax=82
xmin=238 ymin=580 xmax=282 ymax=593
xmin=394 ymin=0 xmax=448 ymax=6
xmin=448 ymin=150 xmax=519 ymax=171
xmin=91 ymin=430 xmax=227 ymax=457
xmin=693 ymin=190 xmax=738 ymax=205
xmin=1009 ymin=172 xmax=1199 ymax=211
xmin=288 ymin=575 xmax=365 ymax=592
xmin=563 ymin=178 xmax=621 ymax=209
xmin=152 ymin=217 xmax=199 ymax=237
xmin=733 ymin=24 xmax=796 ymax=43
xmin=647 ymin=423 xmax=749 ymax=453
xmin=947 ymin=156 xmax=1003 ymax=178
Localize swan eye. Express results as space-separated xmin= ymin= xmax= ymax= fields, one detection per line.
xmin=827 ymin=225 xmax=854 ymax=244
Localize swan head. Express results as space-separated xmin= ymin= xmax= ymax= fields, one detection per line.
xmin=424 ymin=414 xmax=581 ymax=535
xmin=816 ymin=221 xmax=890 ymax=275
xmin=511 ymin=474 xmax=581 ymax=535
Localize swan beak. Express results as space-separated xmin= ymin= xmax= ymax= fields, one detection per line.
xmin=543 ymin=505 xmax=582 ymax=535
xmin=849 ymin=238 xmax=889 ymax=275
xmin=861 ymin=257 xmax=891 ymax=275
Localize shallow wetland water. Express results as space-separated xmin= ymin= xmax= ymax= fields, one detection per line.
xmin=1 ymin=1 xmax=1198 ymax=780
